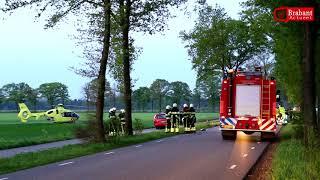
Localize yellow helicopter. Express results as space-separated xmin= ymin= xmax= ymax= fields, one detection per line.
xmin=18 ymin=103 xmax=79 ymax=123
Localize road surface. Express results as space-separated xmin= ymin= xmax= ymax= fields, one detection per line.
xmin=0 ymin=127 xmax=270 ymax=180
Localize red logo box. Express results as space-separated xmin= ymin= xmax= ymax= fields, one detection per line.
xmin=274 ymin=6 xmax=314 ymax=22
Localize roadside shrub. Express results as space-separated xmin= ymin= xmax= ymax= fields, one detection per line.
xmin=75 ymin=114 xmax=101 ymax=142
xmin=104 ymin=118 xmax=121 ymax=135
xmin=290 ymin=111 xmax=302 ymax=124
xmin=286 ymin=112 xmax=304 ymax=139
xmin=104 ymin=117 xmax=122 ymax=144
xmin=134 ymin=118 xmax=144 ymax=135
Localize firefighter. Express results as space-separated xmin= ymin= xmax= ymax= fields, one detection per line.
xmin=182 ymin=104 xmax=190 ymax=132
xmin=276 ymin=105 xmax=287 ymax=125
xmin=171 ymin=103 xmax=180 ymax=133
xmin=189 ymin=104 xmax=196 ymax=132
xmin=108 ymin=107 xmax=118 ymax=135
xmin=109 ymin=107 xmax=117 ymax=118
xmin=165 ymin=105 xmax=172 ymax=133
xmin=118 ymin=109 xmax=126 ymax=134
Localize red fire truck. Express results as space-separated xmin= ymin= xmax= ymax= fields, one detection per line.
xmin=219 ymin=68 xmax=278 ymax=140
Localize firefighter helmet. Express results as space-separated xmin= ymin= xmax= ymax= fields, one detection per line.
xmin=120 ymin=109 xmax=125 ymax=113
xmin=166 ymin=105 xmax=171 ymax=109
xmin=183 ymin=104 xmax=188 ymax=108
xmin=190 ymin=104 xmax=194 ymax=108
xmin=173 ymin=103 xmax=177 ymax=107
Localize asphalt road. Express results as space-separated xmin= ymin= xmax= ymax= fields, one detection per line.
xmin=0 ymin=127 xmax=269 ymax=180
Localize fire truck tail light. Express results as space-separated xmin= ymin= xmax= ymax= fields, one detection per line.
xmin=270 ymin=81 xmax=274 ymax=85
xmin=223 ymin=80 xmax=227 ymax=84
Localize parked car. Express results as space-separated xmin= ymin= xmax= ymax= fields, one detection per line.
xmin=153 ymin=113 xmax=167 ymax=129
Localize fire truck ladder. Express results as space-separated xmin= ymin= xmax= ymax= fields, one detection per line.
xmin=261 ymin=79 xmax=271 ymax=121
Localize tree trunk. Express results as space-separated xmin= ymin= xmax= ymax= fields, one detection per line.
xmin=151 ymin=100 xmax=154 ymax=112
xmin=302 ymin=21 xmax=317 ymax=146
xmin=120 ymin=0 xmax=133 ymax=135
xmin=198 ymin=95 xmax=201 ymax=112
xmin=317 ymin=96 xmax=320 ymax=129
xmin=159 ymin=94 xmax=162 ymax=112
xmin=95 ymin=0 xmax=111 ymax=142
xmin=86 ymin=99 xmax=90 ymax=112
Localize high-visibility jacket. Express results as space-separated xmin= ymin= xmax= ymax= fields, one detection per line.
xmin=277 ymin=106 xmax=286 ymax=119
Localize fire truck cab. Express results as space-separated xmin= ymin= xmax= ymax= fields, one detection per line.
xmin=219 ymin=67 xmax=277 ymax=140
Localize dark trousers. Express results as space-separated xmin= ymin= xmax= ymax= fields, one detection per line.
xmin=172 ymin=116 xmax=178 ymax=128
xmin=190 ymin=116 xmax=196 ymax=127
xmin=166 ymin=118 xmax=171 ymax=128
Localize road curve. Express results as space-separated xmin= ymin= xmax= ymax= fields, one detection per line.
xmin=0 ymin=127 xmax=269 ymax=180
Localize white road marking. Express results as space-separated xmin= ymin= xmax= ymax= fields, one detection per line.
xmin=229 ymin=165 xmax=237 ymax=169
xmin=251 ymin=147 xmax=255 ymax=150
xmin=135 ymin=145 xmax=143 ymax=148
xmin=0 ymin=177 xmax=9 ymax=180
xmin=105 ymin=152 xmax=115 ymax=155
xmin=58 ymin=161 xmax=74 ymax=166
xmin=243 ymin=154 xmax=248 ymax=158
xmin=156 ymin=140 xmax=163 ymax=143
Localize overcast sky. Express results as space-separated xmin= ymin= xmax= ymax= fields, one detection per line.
xmin=0 ymin=0 xmax=244 ymax=100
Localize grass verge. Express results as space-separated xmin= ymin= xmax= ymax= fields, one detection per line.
xmin=0 ymin=121 xmax=216 ymax=175
xmin=0 ymin=112 xmax=218 ymax=150
xmin=0 ymin=124 xmax=78 ymax=150
xmin=271 ymin=124 xmax=320 ymax=179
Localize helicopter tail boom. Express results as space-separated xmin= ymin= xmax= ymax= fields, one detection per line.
xmin=17 ymin=103 xmax=44 ymax=122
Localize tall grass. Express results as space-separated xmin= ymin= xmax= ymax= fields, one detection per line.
xmin=271 ymin=124 xmax=320 ymax=179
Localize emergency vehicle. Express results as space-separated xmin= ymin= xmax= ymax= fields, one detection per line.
xmin=219 ymin=67 xmax=278 ymax=140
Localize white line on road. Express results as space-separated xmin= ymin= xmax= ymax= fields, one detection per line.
xmin=0 ymin=177 xmax=9 ymax=180
xmin=156 ymin=140 xmax=163 ymax=143
xmin=58 ymin=161 xmax=74 ymax=166
xmin=251 ymin=147 xmax=255 ymax=150
xmin=243 ymin=154 xmax=248 ymax=158
xmin=135 ymin=145 xmax=143 ymax=148
xmin=229 ymin=165 xmax=237 ymax=169
xmin=105 ymin=152 xmax=115 ymax=155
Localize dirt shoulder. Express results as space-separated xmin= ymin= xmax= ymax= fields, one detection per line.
xmin=244 ymin=141 xmax=278 ymax=180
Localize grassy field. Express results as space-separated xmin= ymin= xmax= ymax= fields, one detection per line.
xmin=271 ymin=124 xmax=320 ymax=179
xmin=0 ymin=112 xmax=218 ymax=149
xmin=0 ymin=121 xmax=214 ymax=174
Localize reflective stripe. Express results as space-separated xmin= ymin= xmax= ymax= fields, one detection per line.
xmin=220 ymin=119 xmax=227 ymax=125
xmin=229 ymin=118 xmax=237 ymax=125
xmin=260 ymin=120 xmax=274 ymax=130
xmin=220 ymin=118 xmax=237 ymax=126
xmin=226 ymin=118 xmax=236 ymax=126
xmin=266 ymin=124 xmax=276 ymax=130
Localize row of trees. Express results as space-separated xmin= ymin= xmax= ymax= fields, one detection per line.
xmin=82 ymin=78 xmax=220 ymax=112
xmin=0 ymin=77 xmax=219 ymax=113
xmin=0 ymin=82 xmax=69 ymax=110
xmin=2 ymin=0 xmax=190 ymax=140
xmin=181 ymin=3 xmax=274 ymax=81
xmin=240 ymin=0 xmax=320 ymax=145
xmin=181 ymin=1 xmax=320 ymax=145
